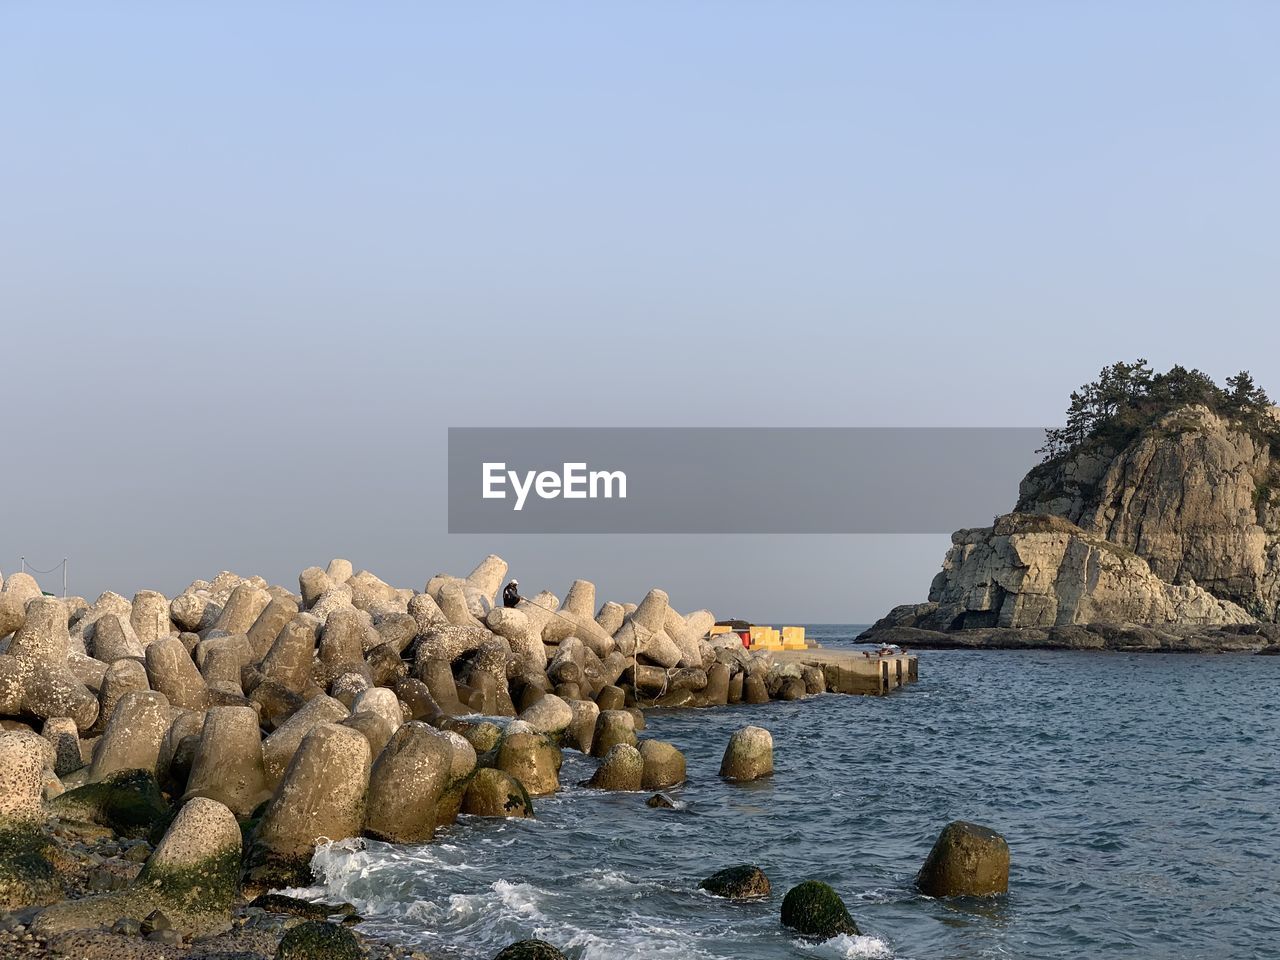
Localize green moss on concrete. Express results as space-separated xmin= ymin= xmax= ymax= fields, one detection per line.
xmin=434 ymin=776 xmax=469 ymax=828
xmin=33 ymin=841 xmax=241 ymax=938
xmin=49 ymin=769 xmax=170 ymax=838
xmin=780 ymin=880 xmax=860 ymax=940
xmin=0 ymin=824 xmax=61 ymax=909
xmin=453 ymin=719 xmax=502 ymax=754
xmin=275 ymin=919 xmax=362 ymax=960
xmin=138 ymin=843 xmax=242 ymax=913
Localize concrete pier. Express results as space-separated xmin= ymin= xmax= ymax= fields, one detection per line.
xmin=772 ymin=648 xmax=918 ymax=695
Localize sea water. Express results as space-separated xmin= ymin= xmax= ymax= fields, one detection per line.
xmin=287 ymin=627 xmax=1280 ymax=959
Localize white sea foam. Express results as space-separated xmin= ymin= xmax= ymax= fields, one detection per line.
xmin=305 ymin=840 xmax=376 ymax=897
xmin=492 ymin=879 xmax=546 ymax=918
xmin=578 ymin=868 xmax=642 ymax=891
xmin=303 ymin=833 xmax=888 ymax=960
xmin=794 ymin=933 xmax=894 ymax=959
xmin=569 ymin=929 xmax=720 ymax=960
xmin=392 ymin=878 xmax=548 ymax=931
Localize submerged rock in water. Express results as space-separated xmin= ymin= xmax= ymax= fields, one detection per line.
xmin=645 ymin=792 xmax=677 ymax=809
xmin=780 ymin=879 xmax=860 ymax=939
xmin=590 ymin=710 xmax=637 ymax=757
xmin=495 ymin=729 xmax=562 ymax=797
xmin=916 ymin=820 xmax=1010 ymax=897
xmin=719 ymin=725 xmax=772 ymax=782
xmin=699 ymin=864 xmax=770 ymax=899
xmin=493 ymin=940 xmax=568 ymax=960
xmin=638 ymin=739 xmax=686 ymax=790
xmin=586 ymin=743 xmax=643 ymax=791
xmin=461 ymin=768 xmax=533 ymax=818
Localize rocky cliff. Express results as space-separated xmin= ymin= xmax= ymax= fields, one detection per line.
xmin=866 ymin=403 xmax=1280 ymax=650
xmin=924 ymin=513 xmax=1253 ymax=630
xmin=1017 ymin=405 xmax=1280 ymax=621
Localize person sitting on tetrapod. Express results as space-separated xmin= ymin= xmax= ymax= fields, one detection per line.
xmin=503 ymin=579 xmax=521 ymax=608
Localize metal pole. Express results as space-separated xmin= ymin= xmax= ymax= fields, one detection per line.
xmin=63 ymin=559 xmax=68 ymax=598
xmin=20 ymin=556 xmax=25 ymax=575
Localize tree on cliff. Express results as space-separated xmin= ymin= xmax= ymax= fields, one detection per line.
xmin=1039 ymin=360 xmax=1275 ymax=461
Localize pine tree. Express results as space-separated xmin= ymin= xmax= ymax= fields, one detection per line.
xmin=1038 ymin=362 xmax=1275 ymax=462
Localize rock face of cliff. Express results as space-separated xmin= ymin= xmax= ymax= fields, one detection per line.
xmin=1016 ymin=406 xmax=1280 ymax=621
xmin=874 ymin=405 xmax=1280 ymax=636
xmin=923 ymin=513 xmax=1253 ymax=630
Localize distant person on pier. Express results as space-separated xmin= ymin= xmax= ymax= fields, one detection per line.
xmin=503 ymin=580 xmax=521 ymax=608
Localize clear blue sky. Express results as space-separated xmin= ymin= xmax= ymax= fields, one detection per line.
xmin=2 ymin=3 xmax=1277 ymax=620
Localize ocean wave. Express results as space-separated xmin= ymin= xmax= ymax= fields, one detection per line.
xmin=565 ymin=925 xmax=720 ymax=960
xmin=492 ymin=879 xmax=546 ymax=918
xmin=793 ymin=933 xmax=894 ymax=959
xmin=279 ymin=838 xmax=375 ymax=905
xmin=577 ymin=869 xmax=644 ymax=891
xmin=402 ymin=878 xmax=548 ymax=931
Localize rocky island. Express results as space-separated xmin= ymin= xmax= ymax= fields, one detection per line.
xmin=864 ymin=361 xmax=1280 ymax=653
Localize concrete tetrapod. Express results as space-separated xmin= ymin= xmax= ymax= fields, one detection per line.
xmin=33 ymin=797 xmax=242 ymax=938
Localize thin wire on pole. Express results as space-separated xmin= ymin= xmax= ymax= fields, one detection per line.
xmin=19 ymin=560 xmax=66 ymax=575
xmin=12 ymin=557 xmax=69 ymax=596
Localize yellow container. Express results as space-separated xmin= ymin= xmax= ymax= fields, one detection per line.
xmin=782 ymin=625 xmax=807 ymax=649
xmin=748 ymin=625 xmax=782 ymax=649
